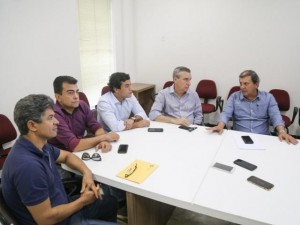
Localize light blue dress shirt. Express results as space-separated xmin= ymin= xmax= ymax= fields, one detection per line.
xmin=220 ymin=90 xmax=284 ymax=135
xmin=149 ymin=86 xmax=203 ymax=125
xmin=97 ymin=92 xmax=149 ymax=132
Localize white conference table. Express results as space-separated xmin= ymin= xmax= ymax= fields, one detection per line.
xmin=63 ymin=122 xmax=300 ymax=225
xmin=192 ymin=129 xmax=300 ymax=225
xmin=63 ymin=121 xmax=225 ymax=225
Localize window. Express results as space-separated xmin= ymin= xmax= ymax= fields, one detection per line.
xmin=78 ymin=0 xmax=112 ymax=107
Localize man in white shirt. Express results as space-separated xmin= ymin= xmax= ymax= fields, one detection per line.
xmin=97 ymin=72 xmax=150 ymax=132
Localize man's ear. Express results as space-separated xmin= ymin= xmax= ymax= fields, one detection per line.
xmin=27 ymin=120 xmax=38 ymax=132
xmin=55 ymin=93 xmax=61 ymax=101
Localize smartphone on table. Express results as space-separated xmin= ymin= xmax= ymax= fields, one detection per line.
xmin=148 ymin=128 xmax=164 ymax=132
xmin=241 ymin=135 xmax=254 ymax=144
xmin=247 ymin=176 xmax=274 ymax=190
xmin=212 ymin=162 xmax=235 ymax=173
xmin=178 ymin=125 xmax=197 ymax=132
xmin=118 ymin=144 xmax=128 ymax=154
xmin=233 ymin=159 xmax=257 ymax=171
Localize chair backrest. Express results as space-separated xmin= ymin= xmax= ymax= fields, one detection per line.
xmin=0 ymin=185 xmax=18 ymax=225
xmin=195 ymin=80 xmax=217 ymax=102
xmin=227 ymin=86 xmax=240 ymax=99
xmin=0 ymin=114 xmax=17 ymax=169
xmin=0 ymin=114 xmax=17 ymax=148
xmin=101 ymin=85 xmax=110 ymax=95
xmin=78 ymin=91 xmax=90 ymax=107
xmin=269 ymin=89 xmax=290 ymax=111
xmin=163 ymin=81 xmax=174 ymax=89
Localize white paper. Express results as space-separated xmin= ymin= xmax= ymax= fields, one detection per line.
xmin=233 ymin=134 xmax=266 ymax=150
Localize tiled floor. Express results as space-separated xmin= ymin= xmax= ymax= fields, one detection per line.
xmin=117 ymin=207 xmax=237 ymax=225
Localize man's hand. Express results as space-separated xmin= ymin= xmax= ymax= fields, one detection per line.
xmin=81 ymin=172 xmax=102 ymax=200
xmin=171 ymin=117 xmax=190 ymax=126
xmin=95 ymin=141 xmax=112 ymax=152
xmin=206 ymin=122 xmax=225 ymax=134
xmin=124 ymin=119 xmax=134 ymax=130
xmin=104 ymin=132 xmax=120 ymax=142
xmin=278 ymin=132 xmax=299 ymax=145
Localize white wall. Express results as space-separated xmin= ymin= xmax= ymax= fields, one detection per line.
xmin=0 ymin=0 xmax=81 ymax=131
xmin=124 ymin=0 xmax=300 ymax=135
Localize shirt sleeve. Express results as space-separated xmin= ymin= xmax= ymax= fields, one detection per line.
xmin=149 ymin=90 xmax=165 ymax=120
xmin=219 ymin=93 xmax=236 ymax=125
xmin=98 ymin=96 xmax=126 ymax=132
xmin=192 ymin=92 xmax=203 ymax=125
xmin=131 ymin=95 xmax=149 ymax=120
xmin=268 ymin=94 xmax=284 ymax=127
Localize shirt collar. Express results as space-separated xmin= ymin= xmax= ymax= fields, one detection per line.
xmin=239 ymin=89 xmax=261 ymax=101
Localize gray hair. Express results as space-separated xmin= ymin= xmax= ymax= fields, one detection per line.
xmin=173 ymin=66 xmax=191 ymax=79
xmin=239 ymin=70 xmax=260 ymax=84
xmin=14 ymin=94 xmax=54 ymax=135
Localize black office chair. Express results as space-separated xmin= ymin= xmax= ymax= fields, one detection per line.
xmin=0 ymin=185 xmax=18 ymax=225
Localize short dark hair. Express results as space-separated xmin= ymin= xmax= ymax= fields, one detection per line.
xmin=14 ymin=94 xmax=54 ymax=135
xmin=53 ymin=76 xmax=78 ymax=94
xmin=173 ymin=66 xmax=191 ymax=79
xmin=108 ymin=72 xmax=130 ymax=93
xmin=239 ymin=70 xmax=260 ymax=84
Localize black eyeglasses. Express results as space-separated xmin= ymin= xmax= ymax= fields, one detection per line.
xmin=82 ymin=152 xmax=101 ymax=161
xmin=125 ymin=163 xmax=137 ymax=178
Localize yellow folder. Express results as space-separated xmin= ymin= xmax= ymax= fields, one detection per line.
xmin=117 ymin=160 xmax=158 ymax=184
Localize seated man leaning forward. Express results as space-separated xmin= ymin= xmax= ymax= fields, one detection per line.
xmin=149 ymin=66 xmax=203 ymax=126
xmin=2 ymin=94 xmax=118 ymax=225
xmin=207 ymin=70 xmax=298 ymax=145
xmin=97 ymin=72 xmax=150 ymax=132
xmin=48 ymin=75 xmax=119 ymax=152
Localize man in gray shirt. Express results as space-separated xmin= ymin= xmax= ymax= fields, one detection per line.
xmin=149 ymin=66 xmax=203 ymax=126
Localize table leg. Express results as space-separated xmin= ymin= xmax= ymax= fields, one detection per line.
xmin=126 ymin=192 xmax=175 ymax=225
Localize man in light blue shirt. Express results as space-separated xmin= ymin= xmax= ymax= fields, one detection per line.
xmin=208 ymin=70 xmax=298 ymax=145
xmin=97 ymin=72 xmax=150 ymax=132
xmin=149 ymin=66 xmax=203 ymax=126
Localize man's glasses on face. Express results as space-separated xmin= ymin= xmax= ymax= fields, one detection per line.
xmin=81 ymin=152 xmax=101 ymax=161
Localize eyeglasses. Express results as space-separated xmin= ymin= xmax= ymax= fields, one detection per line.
xmin=125 ymin=163 xmax=137 ymax=178
xmin=81 ymin=152 xmax=101 ymax=161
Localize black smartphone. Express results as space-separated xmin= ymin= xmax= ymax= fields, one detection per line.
xmin=118 ymin=144 xmax=128 ymax=154
xmin=247 ymin=176 xmax=274 ymax=190
xmin=212 ymin=162 xmax=234 ymax=173
xmin=241 ymin=135 xmax=254 ymax=144
xmin=148 ymin=128 xmax=164 ymax=132
xmin=233 ymin=159 xmax=257 ymax=171
xmin=178 ymin=125 xmax=197 ymax=132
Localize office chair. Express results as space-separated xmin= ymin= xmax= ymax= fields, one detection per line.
xmin=78 ymin=91 xmax=90 ymax=107
xmin=0 ymin=114 xmax=17 ymax=169
xmin=163 ymin=81 xmax=174 ymax=89
xmin=151 ymin=81 xmax=174 ymax=102
xmin=219 ymin=86 xmax=240 ymax=112
xmin=101 ymin=85 xmax=110 ymax=96
xmin=195 ymin=79 xmax=222 ymax=119
xmin=0 ymin=185 xmax=18 ymax=225
xmin=269 ymin=89 xmax=298 ymax=134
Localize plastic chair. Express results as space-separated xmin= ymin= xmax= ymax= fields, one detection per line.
xmin=0 ymin=114 xmax=17 ymax=169
xmin=269 ymin=89 xmax=298 ymax=134
xmin=195 ymin=79 xmax=222 ymax=114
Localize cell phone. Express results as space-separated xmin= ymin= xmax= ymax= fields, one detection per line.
xmin=247 ymin=176 xmax=274 ymax=190
xmin=212 ymin=162 xmax=234 ymax=173
xmin=118 ymin=144 xmax=128 ymax=154
xmin=241 ymin=135 xmax=254 ymax=144
xmin=178 ymin=125 xmax=197 ymax=132
xmin=148 ymin=128 xmax=164 ymax=132
xmin=233 ymin=159 xmax=257 ymax=171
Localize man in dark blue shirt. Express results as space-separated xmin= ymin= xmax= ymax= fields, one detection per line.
xmin=2 ymin=94 xmax=118 ymax=225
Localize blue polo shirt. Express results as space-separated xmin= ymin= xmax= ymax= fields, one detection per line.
xmin=2 ymin=136 xmax=70 ymax=225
